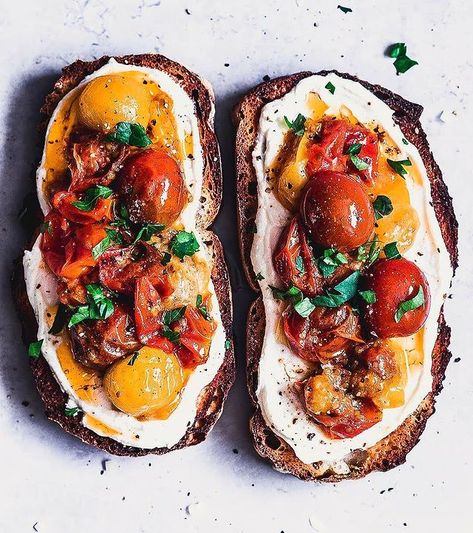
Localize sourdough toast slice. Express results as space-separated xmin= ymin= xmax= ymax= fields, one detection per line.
xmin=13 ymin=54 xmax=235 ymax=456
xmin=234 ymin=71 xmax=458 ymax=481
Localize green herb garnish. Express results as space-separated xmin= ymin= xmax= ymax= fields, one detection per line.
xmin=49 ymin=303 xmax=70 ymax=335
xmin=357 ymin=237 xmax=381 ymax=266
xmin=92 ymin=229 xmax=124 ymax=260
xmin=318 ymin=248 xmax=348 ymax=278
xmin=284 ymin=114 xmax=306 ymax=136
xmin=388 ymin=43 xmax=418 ymax=75
xmin=384 ymin=241 xmax=401 ymax=259
xmin=395 ymin=286 xmax=425 ymax=322
xmin=161 ymin=252 xmax=172 ymax=266
xmin=255 ymin=272 xmax=265 ymax=281
xmin=71 ymin=185 xmax=113 ymax=212
xmin=163 ymin=306 xmax=187 ymax=326
xmin=224 ymin=339 xmax=231 ymax=350
xmin=162 ymin=325 xmax=180 ymax=344
xmin=293 ymin=297 xmax=316 ymax=318
xmin=359 ymin=289 xmax=377 ymax=303
xmin=196 ymin=294 xmax=210 ymax=320
xmin=64 ymin=406 xmax=80 ymax=417
xmin=134 ymin=223 xmax=165 ymax=243
xmin=127 ymin=352 xmax=140 ymax=366
xmin=345 ymin=143 xmax=362 ymax=155
xmin=269 ymin=284 xmax=303 ymax=304
xmin=325 ymin=81 xmax=336 ymax=94
xmin=350 ymin=155 xmax=369 ymax=171
xmin=295 ymin=255 xmax=305 ymax=275
xmin=312 ymin=271 xmax=361 ymax=308
xmin=106 ymin=122 xmax=152 ymax=147
xmin=68 ymin=284 xmax=114 ymax=327
xmin=170 ymin=231 xmax=200 ymax=259
xmin=337 ymin=5 xmax=352 ymax=13
xmin=373 ymin=195 xmax=393 ymax=220
xmin=40 ymin=220 xmax=52 ymax=234
xmin=387 ymin=158 xmax=412 ymax=177
xmin=28 ymin=339 xmax=43 ymax=359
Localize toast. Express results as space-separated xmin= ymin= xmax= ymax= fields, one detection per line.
xmin=13 ymin=54 xmax=235 ymax=456
xmin=234 ymin=70 xmax=458 ymax=481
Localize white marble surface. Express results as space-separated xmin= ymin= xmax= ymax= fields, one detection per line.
xmin=0 ymin=1 xmax=472 ymax=532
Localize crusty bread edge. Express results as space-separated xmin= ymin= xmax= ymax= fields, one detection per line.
xmin=234 ymin=70 xmax=458 ymax=481
xmin=12 ymin=54 xmax=235 ymax=457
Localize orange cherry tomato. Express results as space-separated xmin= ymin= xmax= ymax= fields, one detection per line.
xmin=118 ymin=149 xmax=187 ymax=226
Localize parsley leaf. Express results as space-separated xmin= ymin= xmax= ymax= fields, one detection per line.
xmin=28 ymin=339 xmax=43 ymax=359
xmin=163 ymin=306 xmax=187 ymax=326
xmin=170 ymin=231 xmax=200 ymax=259
xmin=318 ymin=248 xmax=348 ymax=278
xmin=255 ymin=272 xmax=265 ymax=281
xmin=68 ymin=285 xmax=114 ymax=327
xmin=295 ymin=256 xmax=305 ymax=275
xmin=106 ymin=122 xmax=152 ymax=147
xmin=71 ymin=185 xmax=113 ymax=212
xmin=350 ymin=155 xmax=369 ymax=171
xmin=312 ymin=271 xmax=361 ymax=308
xmin=325 ymin=81 xmax=336 ymax=94
xmin=284 ymin=114 xmax=306 ymax=136
xmin=359 ymin=289 xmax=377 ymax=304
xmin=373 ymin=195 xmax=393 ymax=220
xmin=134 ymin=223 xmax=165 ymax=243
xmin=196 ymin=294 xmax=210 ymax=320
xmin=395 ymin=286 xmax=425 ymax=323
xmin=384 ymin=241 xmax=401 ymax=259
xmin=387 ymin=158 xmax=412 ymax=177
xmin=294 ymin=297 xmax=316 ymax=318
xmin=345 ymin=143 xmax=362 ymax=155
xmin=64 ymin=406 xmax=80 ymax=417
xmin=337 ymin=5 xmax=352 ymax=13
xmin=269 ymin=284 xmax=303 ymax=304
xmin=224 ymin=339 xmax=231 ymax=350
xmin=161 ymin=252 xmax=172 ymax=266
xmin=357 ymin=238 xmax=381 ymax=266
xmin=162 ymin=325 xmax=180 ymax=343
xmin=92 ymin=229 xmax=124 ymax=260
xmin=388 ymin=43 xmax=418 ymax=75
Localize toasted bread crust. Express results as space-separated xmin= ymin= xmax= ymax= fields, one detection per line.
xmin=235 ymin=71 xmax=458 ymax=481
xmin=13 ymin=54 xmax=235 ymax=456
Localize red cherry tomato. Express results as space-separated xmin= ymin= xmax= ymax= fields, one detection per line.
xmin=306 ymin=118 xmax=379 ymax=186
xmin=361 ymin=258 xmax=431 ymax=338
xmin=175 ymin=302 xmax=216 ymax=369
xmin=99 ymin=242 xmax=173 ymax=297
xmin=273 ymin=216 xmax=322 ymax=297
xmin=70 ymin=305 xmax=140 ymax=369
xmin=282 ymin=304 xmax=362 ymax=362
xmin=300 ymin=171 xmax=375 ymax=251
xmin=118 ymin=149 xmax=187 ymax=225
xmin=52 ymin=190 xmax=113 ymax=224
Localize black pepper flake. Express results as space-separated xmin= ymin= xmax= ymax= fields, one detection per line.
xmin=21 ymin=400 xmax=30 ymax=407
xmin=185 ymin=8 xmax=191 ymax=14
xmin=307 ymin=433 xmax=315 ymax=440
xmin=454 ymin=357 xmax=461 ymax=363
xmin=263 ymin=75 xmax=271 ymax=82
xmin=232 ymin=448 xmax=239 ymax=454
xmin=224 ymin=63 xmax=230 ymax=67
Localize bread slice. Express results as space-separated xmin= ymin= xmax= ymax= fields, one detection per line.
xmin=234 ymin=70 xmax=458 ymax=481
xmin=13 ymin=54 xmax=235 ymax=456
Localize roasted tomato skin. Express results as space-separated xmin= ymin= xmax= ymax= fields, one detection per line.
xmin=283 ymin=304 xmax=362 ymax=362
xmin=304 ymin=370 xmax=382 ymax=439
xmin=118 ymin=149 xmax=187 ymax=226
xmin=273 ymin=216 xmax=322 ymax=297
xmin=361 ymin=258 xmax=431 ymax=338
xmin=300 ymin=171 xmax=375 ymax=252
xmin=306 ymin=118 xmax=379 ymax=186
xmin=52 ymin=190 xmax=113 ymax=224
xmin=99 ymin=242 xmax=172 ymax=297
xmin=69 ymin=305 xmax=140 ymax=369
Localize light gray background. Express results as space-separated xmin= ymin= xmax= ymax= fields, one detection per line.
xmin=0 ymin=1 xmax=471 ymax=532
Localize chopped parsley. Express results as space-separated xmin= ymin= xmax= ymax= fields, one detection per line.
xmin=359 ymin=289 xmax=377 ymax=304
xmin=255 ymin=272 xmax=265 ymax=281
xmin=48 ymin=303 xmax=70 ymax=335
xmin=318 ymin=248 xmax=348 ymax=278
xmin=284 ymin=113 xmax=306 ymax=136
xmin=106 ymin=122 xmax=152 ymax=147
xmin=162 ymin=325 xmax=180 ymax=344
xmin=357 ymin=238 xmax=381 ymax=266
xmin=160 ymin=252 xmax=172 ymax=266
xmin=350 ymin=155 xmax=369 ymax=171
xmin=337 ymin=5 xmax=352 ymax=13
xmin=92 ymin=229 xmax=124 ymax=260
xmin=387 ymin=158 xmax=412 ymax=177
xmin=170 ymin=231 xmax=200 ymax=259
xmin=325 ymin=81 xmax=336 ymax=94
xmin=384 ymin=241 xmax=401 ymax=259
xmin=64 ymin=406 xmax=80 ymax=417
xmin=293 ymin=297 xmax=316 ymax=318
xmin=127 ymin=352 xmax=140 ymax=366
xmin=395 ymin=286 xmax=425 ymax=322
xmin=345 ymin=143 xmax=362 ymax=155
xmin=295 ymin=256 xmax=305 ymax=275
xmin=133 ymin=223 xmax=165 ymax=243
xmin=163 ymin=306 xmax=187 ymax=326
xmin=71 ymin=185 xmax=113 ymax=212
xmin=196 ymin=294 xmax=210 ymax=320
xmin=311 ymin=270 xmax=361 ymax=308
xmin=28 ymin=339 xmax=43 ymax=359
xmin=388 ymin=43 xmax=418 ymax=75
xmin=269 ymin=284 xmax=303 ymax=304
xmin=68 ymin=284 xmax=114 ymax=327
xmin=224 ymin=339 xmax=231 ymax=350
xmin=373 ymin=195 xmax=393 ymax=220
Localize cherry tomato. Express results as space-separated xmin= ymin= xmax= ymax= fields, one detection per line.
xmin=304 ymin=371 xmax=382 ymax=439
xmin=175 ymin=301 xmax=216 ymax=369
xmin=70 ymin=305 xmax=140 ymax=369
xmin=273 ymin=216 xmax=322 ymax=297
xmin=69 ymin=133 xmax=129 ymax=192
xmin=300 ymin=171 xmax=375 ymax=251
xmin=40 ymin=211 xmax=72 ymax=276
xmin=282 ymin=304 xmax=362 ymax=362
xmin=52 ymin=190 xmax=113 ymax=224
xmin=118 ymin=149 xmax=187 ymax=225
xmin=306 ymin=118 xmax=379 ymax=186
xmin=361 ymin=258 xmax=431 ymax=338
xmin=99 ymin=242 xmax=173 ymax=297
